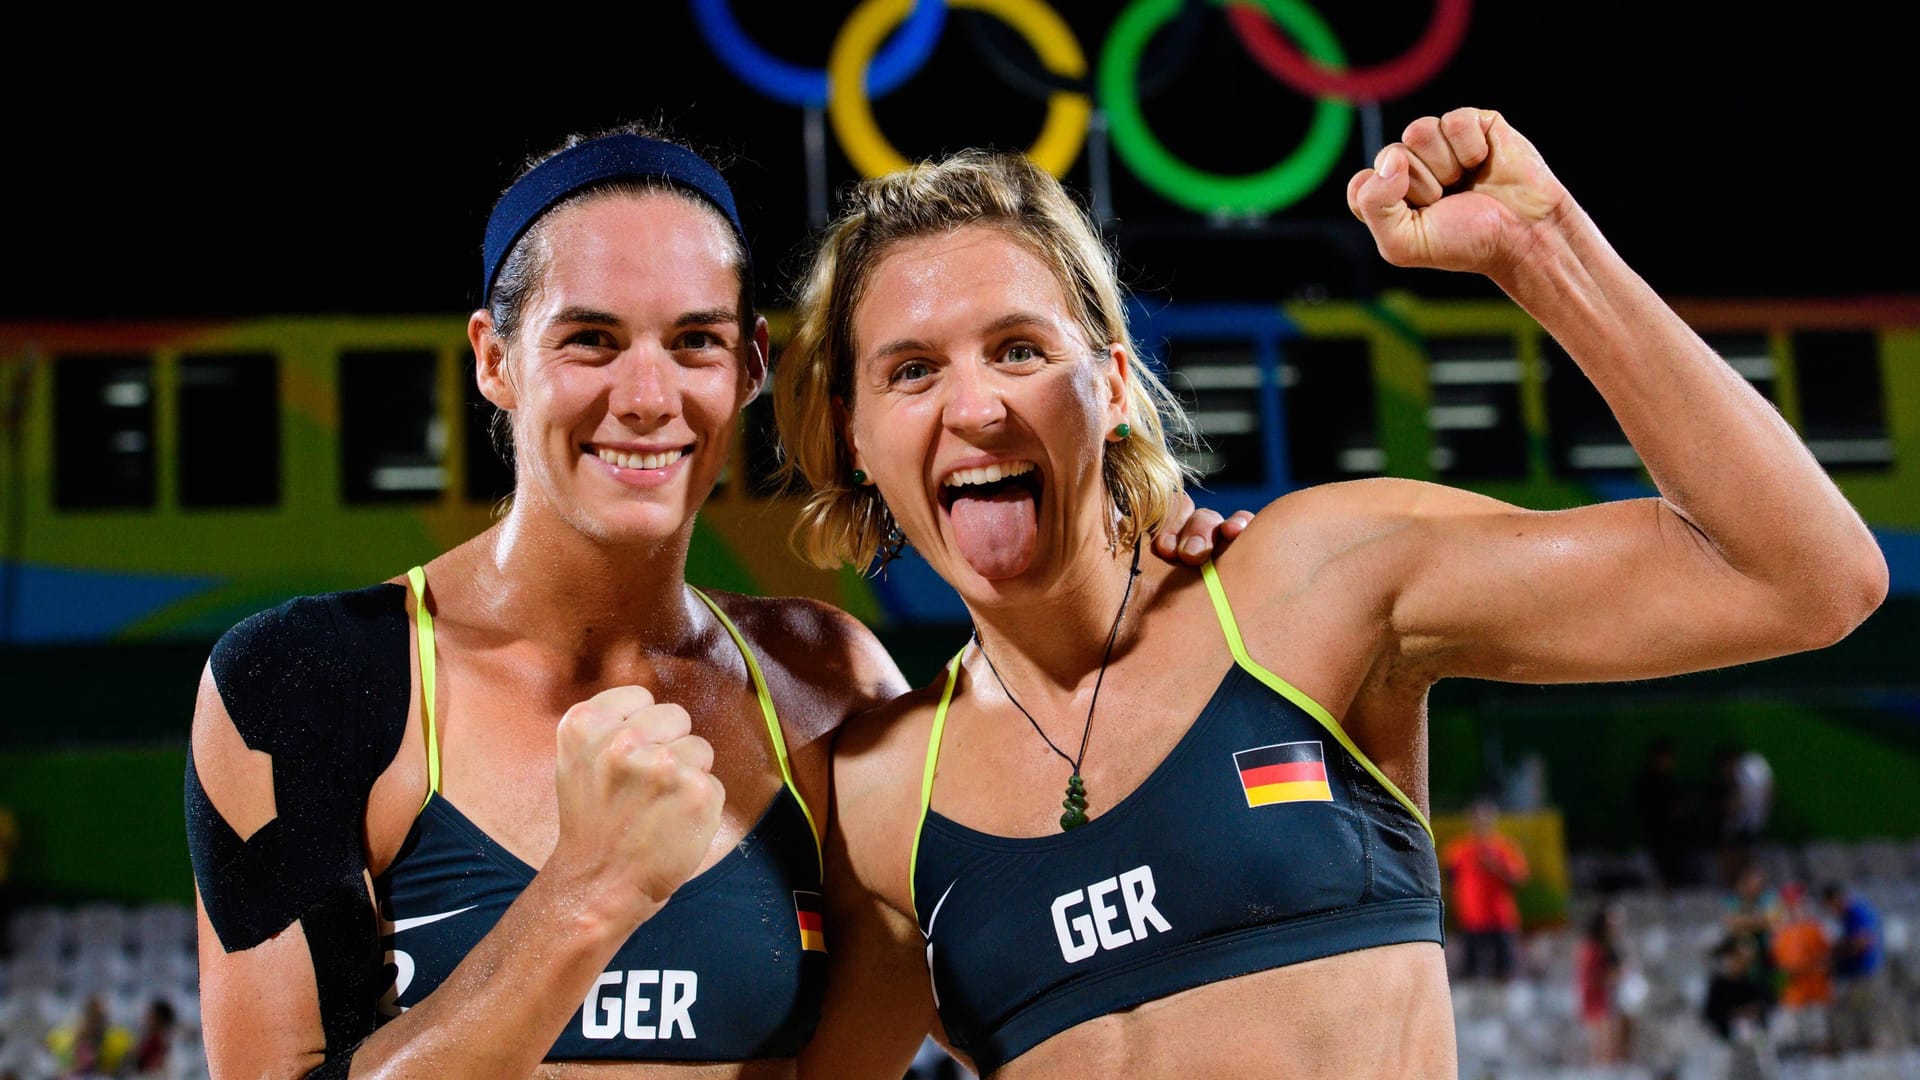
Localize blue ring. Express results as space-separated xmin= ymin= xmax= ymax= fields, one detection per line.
xmin=693 ymin=0 xmax=948 ymax=108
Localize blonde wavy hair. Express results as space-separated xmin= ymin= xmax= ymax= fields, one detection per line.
xmin=773 ymin=150 xmax=1196 ymax=571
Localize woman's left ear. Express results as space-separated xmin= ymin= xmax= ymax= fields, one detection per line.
xmin=1104 ymin=342 xmax=1132 ymax=435
xmin=742 ymin=315 xmax=771 ymax=404
xmin=833 ymin=395 xmax=869 ymax=483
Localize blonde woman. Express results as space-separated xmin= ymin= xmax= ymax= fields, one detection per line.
xmin=774 ymin=109 xmax=1886 ymax=1078
xmin=186 ymin=124 xmax=1237 ymax=1080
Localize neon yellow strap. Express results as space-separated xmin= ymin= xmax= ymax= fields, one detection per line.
xmin=405 ymin=567 xmax=441 ymax=810
xmin=1199 ymin=561 xmax=1433 ymax=842
xmin=909 ymin=648 xmax=966 ymax=914
xmin=691 ymin=588 xmax=824 ymax=877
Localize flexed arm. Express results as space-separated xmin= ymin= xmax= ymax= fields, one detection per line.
xmin=1336 ymin=108 xmax=1885 ymax=683
xmin=194 ymin=673 xmax=724 ymax=1080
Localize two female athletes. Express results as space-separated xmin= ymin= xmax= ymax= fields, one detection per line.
xmin=187 ymin=127 xmax=1232 ymax=1078
xmin=191 ymin=106 xmax=1886 ymax=1079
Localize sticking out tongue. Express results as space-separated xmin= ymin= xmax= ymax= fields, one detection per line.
xmin=949 ymin=485 xmax=1038 ymax=579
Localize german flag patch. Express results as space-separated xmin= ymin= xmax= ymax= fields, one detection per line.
xmin=794 ymin=891 xmax=826 ymax=952
xmin=1234 ymin=741 xmax=1333 ymax=807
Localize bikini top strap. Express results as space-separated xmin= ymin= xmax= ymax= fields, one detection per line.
xmin=405 ymin=567 xmax=441 ymax=810
xmin=910 ymin=647 xmax=967 ymax=917
xmin=690 ymin=588 xmax=824 ymax=873
xmin=1199 ymin=560 xmax=1434 ymax=842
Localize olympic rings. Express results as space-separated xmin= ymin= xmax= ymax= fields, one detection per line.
xmin=1101 ymin=0 xmax=1352 ymax=216
xmin=698 ymin=1 xmax=1470 ymax=212
xmin=829 ymin=0 xmax=1091 ymax=179
xmin=692 ymin=0 xmax=947 ymax=108
xmin=960 ymin=0 xmax=1209 ymax=102
xmin=1227 ymin=0 xmax=1472 ymax=102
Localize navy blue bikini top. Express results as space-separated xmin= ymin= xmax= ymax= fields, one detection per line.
xmin=910 ymin=562 xmax=1444 ymax=1075
xmin=372 ymin=569 xmax=828 ymax=1062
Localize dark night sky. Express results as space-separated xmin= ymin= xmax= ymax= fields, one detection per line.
xmin=8 ymin=2 xmax=1914 ymax=320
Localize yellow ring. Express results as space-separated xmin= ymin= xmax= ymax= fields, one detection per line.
xmin=829 ymin=0 xmax=1090 ymax=178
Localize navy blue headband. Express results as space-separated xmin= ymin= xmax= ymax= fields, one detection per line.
xmin=481 ymin=134 xmax=747 ymax=302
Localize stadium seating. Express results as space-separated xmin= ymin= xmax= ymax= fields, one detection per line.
xmin=1 ymin=837 xmax=1915 ymax=1080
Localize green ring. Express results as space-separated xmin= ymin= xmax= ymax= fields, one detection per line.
xmin=1100 ymin=0 xmax=1353 ymax=216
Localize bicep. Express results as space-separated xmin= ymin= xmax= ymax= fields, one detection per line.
xmin=190 ymin=674 xmax=333 ymax=1078
xmin=196 ymin=887 xmax=329 ymax=1079
xmin=1389 ymin=488 xmax=1802 ymax=683
xmin=189 ymin=660 xmax=384 ymax=1076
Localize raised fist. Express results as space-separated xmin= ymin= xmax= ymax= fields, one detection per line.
xmin=1347 ymin=107 xmax=1574 ymax=279
xmin=548 ymin=684 xmax=726 ymax=928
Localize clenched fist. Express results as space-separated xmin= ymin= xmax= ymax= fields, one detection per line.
xmin=1347 ymin=107 xmax=1575 ymax=281
xmin=547 ymin=685 xmax=726 ymax=929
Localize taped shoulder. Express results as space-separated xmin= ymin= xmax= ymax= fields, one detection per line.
xmin=186 ymin=582 xmax=410 ymax=953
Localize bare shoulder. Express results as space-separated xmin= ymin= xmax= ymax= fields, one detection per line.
xmin=834 ymin=675 xmax=945 ymax=795
xmin=705 ymin=591 xmax=910 ymax=745
xmin=827 ymin=675 xmax=949 ymax=903
xmin=1216 ymin=478 xmax=1512 ymax=581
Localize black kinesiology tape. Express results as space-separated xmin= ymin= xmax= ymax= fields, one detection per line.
xmin=185 ymin=583 xmax=411 ymax=1058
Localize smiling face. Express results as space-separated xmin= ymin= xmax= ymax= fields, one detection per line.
xmin=845 ymin=225 xmax=1128 ymax=595
xmin=472 ymin=191 xmax=765 ymax=547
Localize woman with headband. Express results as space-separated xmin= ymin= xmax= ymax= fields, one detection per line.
xmin=184 ymin=123 xmax=1236 ymax=1080
xmin=774 ymin=109 xmax=1887 ymax=1078
xmin=178 ymin=122 xmax=904 ymax=1080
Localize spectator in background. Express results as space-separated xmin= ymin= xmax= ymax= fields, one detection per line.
xmin=1577 ymin=901 xmax=1630 ymax=1065
xmin=0 ymin=804 xmax=17 ymax=958
xmin=1443 ymin=798 xmax=1530 ymax=981
xmin=1704 ymin=935 xmax=1776 ymax=1080
xmin=45 ymin=996 xmax=130 ymax=1078
xmin=1711 ymin=745 xmax=1774 ymax=886
xmin=1633 ymin=738 xmax=1692 ymax=889
xmin=1768 ymin=882 xmax=1831 ymax=1055
xmin=1822 ymin=881 xmax=1896 ymax=1051
xmin=124 ymin=998 xmax=177 ymax=1078
xmin=1723 ymin=861 xmax=1780 ymax=1009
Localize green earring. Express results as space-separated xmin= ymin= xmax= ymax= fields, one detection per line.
xmin=852 ymin=469 xmax=869 ymax=485
xmin=1113 ymin=422 xmax=1131 ymax=441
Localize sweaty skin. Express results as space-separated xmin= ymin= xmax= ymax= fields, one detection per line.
xmin=801 ymin=109 xmax=1885 ymax=1079
xmin=194 ymin=193 xmax=907 ymax=1080
xmin=192 ymin=188 xmax=1246 ymax=1080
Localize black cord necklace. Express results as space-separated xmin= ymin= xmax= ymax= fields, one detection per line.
xmin=973 ymin=537 xmax=1143 ymax=831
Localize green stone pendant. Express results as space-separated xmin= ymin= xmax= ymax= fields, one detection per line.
xmin=1059 ymin=773 xmax=1090 ymax=831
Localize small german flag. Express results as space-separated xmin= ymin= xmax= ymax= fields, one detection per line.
xmin=1234 ymin=741 xmax=1333 ymax=807
xmin=794 ymin=891 xmax=826 ymax=952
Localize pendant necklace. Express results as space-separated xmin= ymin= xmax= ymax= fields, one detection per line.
xmin=973 ymin=537 xmax=1143 ymax=831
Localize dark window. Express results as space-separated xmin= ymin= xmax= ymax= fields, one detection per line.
xmin=461 ymin=355 xmax=515 ymax=504
xmin=54 ymin=355 xmax=154 ymax=510
xmin=1279 ymin=336 xmax=1381 ymax=484
xmin=1794 ymin=330 xmax=1892 ymax=470
xmin=1164 ymin=340 xmax=1265 ymax=488
xmin=1425 ymin=338 xmax=1527 ymax=480
xmin=340 ymin=349 xmax=444 ymax=503
xmin=1544 ymin=337 xmax=1637 ymax=475
xmin=178 ymin=353 xmax=280 ymax=508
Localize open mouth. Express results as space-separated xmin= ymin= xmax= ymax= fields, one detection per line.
xmin=591 ymin=445 xmax=690 ymax=470
xmin=938 ymin=460 xmax=1041 ymax=506
xmin=939 ymin=460 xmax=1043 ymax=580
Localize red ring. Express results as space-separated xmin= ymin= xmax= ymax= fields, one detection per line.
xmin=1227 ymin=0 xmax=1471 ymax=102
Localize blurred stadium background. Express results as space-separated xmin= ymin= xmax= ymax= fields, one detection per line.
xmin=3 ymin=2 xmax=1918 ymax=1077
